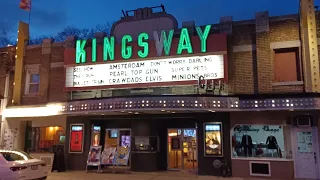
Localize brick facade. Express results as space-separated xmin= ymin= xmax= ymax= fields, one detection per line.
xmin=0 ymin=12 xmax=319 ymax=106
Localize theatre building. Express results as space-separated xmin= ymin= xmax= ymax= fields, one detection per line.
xmin=2 ymin=1 xmax=320 ymax=179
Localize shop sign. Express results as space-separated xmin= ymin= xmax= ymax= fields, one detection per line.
xmin=65 ymin=54 xmax=224 ymax=88
xmin=75 ymin=25 xmax=212 ymax=64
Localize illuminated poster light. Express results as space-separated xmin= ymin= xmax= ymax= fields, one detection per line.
xmin=65 ymin=54 xmax=224 ymax=88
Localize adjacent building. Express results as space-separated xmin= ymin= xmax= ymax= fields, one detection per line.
xmin=0 ymin=1 xmax=320 ymax=179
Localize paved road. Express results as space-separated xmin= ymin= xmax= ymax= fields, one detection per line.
xmin=47 ymin=171 xmax=264 ymax=180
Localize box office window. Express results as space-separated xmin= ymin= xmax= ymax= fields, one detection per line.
xmin=231 ymin=125 xmax=291 ymax=159
xmin=30 ymin=126 xmax=65 ymax=153
xmin=274 ymin=48 xmax=301 ymax=82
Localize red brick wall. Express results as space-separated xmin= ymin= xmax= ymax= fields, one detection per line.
xmin=49 ymin=67 xmax=67 ymax=102
xmin=19 ymin=45 xmax=66 ymax=105
xmin=231 ymin=17 xmax=304 ymax=94
xmin=230 ymin=23 xmax=255 ymax=94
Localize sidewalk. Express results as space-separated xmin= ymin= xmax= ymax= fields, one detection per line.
xmin=47 ymin=171 xmax=264 ymax=180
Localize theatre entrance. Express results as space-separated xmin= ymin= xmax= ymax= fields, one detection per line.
xmin=167 ymin=128 xmax=198 ymax=173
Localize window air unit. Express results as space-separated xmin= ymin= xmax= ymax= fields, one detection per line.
xmin=292 ymin=116 xmax=313 ymax=127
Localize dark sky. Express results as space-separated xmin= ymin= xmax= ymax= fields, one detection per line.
xmin=1 ymin=0 xmax=302 ymax=38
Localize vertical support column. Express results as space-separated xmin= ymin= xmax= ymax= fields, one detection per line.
xmin=220 ymin=16 xmax=233 ymax=94
xmin=12 ymin=21 xmax=29 ymax=105
xmin=255 ymin=11 xmax=272 ymax=93
xmin=300 ymin=0 xmax=320 ymax=92
xmin=38 ymin=38 xmax=53 ymax=104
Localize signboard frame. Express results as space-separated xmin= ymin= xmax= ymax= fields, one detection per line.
xmin=64 ymin=54 xmax=227 ymax=91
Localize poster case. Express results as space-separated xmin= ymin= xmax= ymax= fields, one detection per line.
xmin=203 ymin=122 xmax=223 ymax=157
xmin=69 ymin=124 xmax=85 ymax=154
xmin=91 ymin=125 xmax=101 ymax=146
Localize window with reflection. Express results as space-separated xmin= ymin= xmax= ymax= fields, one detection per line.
xmin=30 ymin=126 xmax=65 ymax=153
xmin=231 ymin=125 xmax=290 ymax=159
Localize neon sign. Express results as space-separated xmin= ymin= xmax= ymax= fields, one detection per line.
xmin=75 ymin=25 xmax=212 ymax=64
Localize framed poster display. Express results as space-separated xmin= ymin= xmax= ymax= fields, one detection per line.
xmin=91 ymin=125 xmax=101 ymax=146
xmin=69 ymin=124 xmax=85 ymax=153
xmin=204 ymin=122 xmax=223 ymax=157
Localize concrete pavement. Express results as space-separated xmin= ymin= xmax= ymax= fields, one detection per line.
xmin=46 ymin=171 xmax=265 ymax=180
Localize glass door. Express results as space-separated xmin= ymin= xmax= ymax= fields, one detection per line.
xmin=167 ymin=128 xmax=198 ymax=171
xmin=167 ymin=129 xmax=183 ymax=170
xmin=293 ymin=127 xmax=319 ymax=179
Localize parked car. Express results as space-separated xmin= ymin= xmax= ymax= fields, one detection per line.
xmin=0 ymin=149 xmax=48 ymax=180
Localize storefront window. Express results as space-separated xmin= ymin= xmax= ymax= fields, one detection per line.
xmin=204 ymin=123 xmax=223 ymax=157
xmin=231 ymin=125 xmax=287 ymax=159
xmin=30 ymin=126 xmax=65 ymax=153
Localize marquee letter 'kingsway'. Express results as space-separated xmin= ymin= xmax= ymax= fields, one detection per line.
xmin=76 ymin=40 xmax=87 ymax=64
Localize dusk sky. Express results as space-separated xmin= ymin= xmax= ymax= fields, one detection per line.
xmin=0 ymin=0 xmax=304 ymax=38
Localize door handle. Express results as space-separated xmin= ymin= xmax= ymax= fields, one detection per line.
xmin=314 ymin=152 xmax=317 ymax=164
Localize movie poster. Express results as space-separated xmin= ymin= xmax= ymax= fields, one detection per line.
xmin=91 ymin=125 xmax=101 ymax=146
xmin=87 ymin=146 xmax=102 ymax=166
xmin=69 ymin=124 xmax=84 ymax=153
xmin=113 ymin=146 xmax=130 ymax=166
xmin=101 ymin=147 xmax=117 ymax=165
xmin=204 ymin=123 xmax=223 ymax=156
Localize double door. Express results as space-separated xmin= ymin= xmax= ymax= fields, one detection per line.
xmin=167 ymin=128 xmax=197 ymax=171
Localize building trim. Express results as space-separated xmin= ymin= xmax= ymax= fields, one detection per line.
xmin=233 ymin=45 xmax=256 ymax=52
xmin=13 ymin=62 xmax=64 ymax=70
xmin=3 ymin=96 xmax=320 ymax=118
xmin=270 ymin=40 xmax=301 ymax=49
xmin=50 ymin=62 xmax=64 ymax=68
xmin=272 ymin=81 xmax=304 ymax=86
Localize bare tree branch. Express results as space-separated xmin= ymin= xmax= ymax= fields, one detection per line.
xmin=0 ymin=28 xmax=14 ymax=47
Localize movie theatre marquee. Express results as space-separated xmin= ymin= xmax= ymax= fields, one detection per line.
xmin=64 ymin=25 xmax=227 ymax=89
xmin=65 ymin=55 xmax=224 ymax=88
